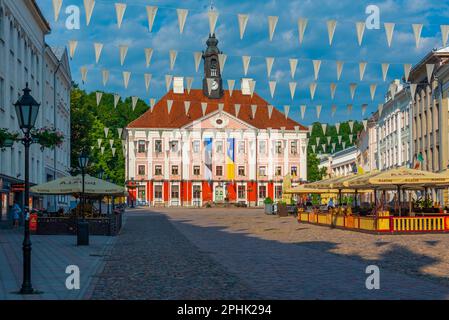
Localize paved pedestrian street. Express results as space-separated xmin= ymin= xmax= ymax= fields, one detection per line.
xmin=88 ymin=208 xmax=449 ymax=300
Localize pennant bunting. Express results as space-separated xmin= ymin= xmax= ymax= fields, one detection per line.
xmin=96 ymin=92 xmax=102 ymax=106
xmin=298 ymin=18 xmax=308 ymax=44
xmin=321 ymin=123 xmax=327 ymax=135
xmin=404 ymin=64 xmax=412 ymax=82
xmin=184 ymin=101 xmax=190 ymax=115
xmin=289 ymin=59 xmax=298 ymax=79
xmin=177 ymin=9 xmax=188 ymax=34
xmin=426 ymin=64 xmax=435 ymax=83
xmin=338 ymin=136 xmax=342 ymax=145
xmin=123 ymin=71 xmax=131 ymax=89
xmin=349 ymin=83 xmax=357 ymax=100
xmin=356 ymin=22 xmax=365 ymax=46
xmin=363 ymin=119 xmax=368 ymax=131
xmin=327 ymin=20 xmax=337 ymax=45
xmin=441 ymin=25 xmax=449 ymax=47
xmin=359 ymin=62 xmax=367 ymax=81
xmin=382 ymin=63 xmax=390 ymax=82
xmin=115 ymin=3 xmax=127 ymax=29
xmin=335 ymin=123 xmax=340 ymax=134
xmin=227 ymin=79 xmax=235 ymax=96
xmin=313 ymin=60 xmax=321 ymax=80
xmin=412 ymin=24 xmax=423 ymax=48
xmin=84 ymin=0 xmax=95 ymax=26
xmin=144 ymin=73 xmax=152 ymax=92
xmin=201 ymin=102 xmax=208 ymax=116
xmin=144 ymin=48 xmax=154 ymax=67
xmin=267 ymin=105 xmax=273 ymax=119
xmin=119 ymin=45 xmax=128 ymax=66
xmin=289 ymin=82 xmax=297 ymax=100
xmin=362 ymin=104 xmax=368 ymax=116
xmin=249 ymin=80 xmax=256 ymax=97
xmin=347 ymin=104 xmax=353 ymax=114
xmin=146 ymin=6 xmax=158 ymax=32
xmin=68 ymin=40 xmax=78 ymax=59
xmin=165 ymin=74 xmax=173 ymax=92
xmin=218 ymin=54 xmax=227 ymax=73
xmin=336 ymin=61 xmax=344 ymax=80
xmin=349 ymin=121 xmax=354 ymax=133
xmin=167 ymin=100 xmax=173 ymax=114
xmin=266 ymin=57 xmax=274 ymax=77
xmin=283 ymin=105 xmax=290 ymax=119
xmin=378 ymin=103 xmax=383 ymax=116
xmin=410 ymin=83 xmax=417 ymax=101
xmin=300 ymin=105 xmax=306 ymax=120
xmin=234 ymin=104 xmax=241 ymax=117
xmin=208 ymin=10 xmax=219 ymax=34
xmin=102 ymin=69 xmax=109 ymax=86
xmin=117 ymin=128 xmax=123 ymax=138
xmin=370 ymin=84 xmax=377 ymax=101
xmin=52 ymin=0 xmax=63 ymax=22
xmin=268 ymin=16 xmax=278 ymax=41
xmin=310 ymin=83 xmax=317 ymax=100
xmin=114 ymin=94 xmax=120 ymax=108
xmin=169 ymin=50 xmax=177 ymax=71
xmin=330 ymin=83 xmax=337 ymax=100
xmin=242 ymin=56 xmax=251 ymax=76
xmin=112 ymin=148 xmax=116 ymax=157
xmin=316 ymin=105 xmax=322 ymax=119
xmin=194 ymin=52 xmax=202 ymax=72
xmin=150 ymin=98 xmax=156 ymax=111
xmin=238 ymin=14 xmax=249 ymax=40
xmin=132 ymin=96 xmax=138 ymax=111
xmin=80 ymin=66 xmax=88 ymax=83
xmin=384 ymin=22 xmax=395 ymax=47
xmin=331 ymin=105 xmax=337 ymax=117
xmin=251 ymin=105 xmax=258 ymax=119
xmin=186 ymin=77 xmax=194 ymax=94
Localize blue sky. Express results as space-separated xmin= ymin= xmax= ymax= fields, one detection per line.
xmin=37 ymin=0 xmax=449 ymax=125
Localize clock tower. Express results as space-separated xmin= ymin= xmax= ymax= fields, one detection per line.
xmin=202 ymin=33 xmax=224 ymax=99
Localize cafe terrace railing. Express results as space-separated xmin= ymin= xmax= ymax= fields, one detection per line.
xmin=298 ymin=212 xmax=449 ymax=233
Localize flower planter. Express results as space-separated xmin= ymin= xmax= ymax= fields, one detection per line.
xmin=277 ymin=204 xmax=288 ymax=217
xmin=264 ymin=204 xmax=274 ymax=215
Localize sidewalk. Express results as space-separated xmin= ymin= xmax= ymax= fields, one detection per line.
xmin=0 ymin=227 xmax=115 ymax=300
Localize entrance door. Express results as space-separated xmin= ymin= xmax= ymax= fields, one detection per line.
xmin=215 ymin=185 xmax=224 ymax=202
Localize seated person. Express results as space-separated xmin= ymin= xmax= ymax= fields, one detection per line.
xmin=327 ymin=198 xmax=335 ymax=209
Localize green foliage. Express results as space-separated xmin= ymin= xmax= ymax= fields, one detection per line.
xmin=70 ymin=87 xmax=148 ymax=185
xmin=307 ymin=121 xmax=363 ymax=182
xmin=264 ymin=197 xmax=274 ymax=204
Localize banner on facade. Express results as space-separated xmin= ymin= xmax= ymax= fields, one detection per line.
xmin=204 ymin=138 xmax=213 ymax=181
xmin=226 ymin=138 xmax=235 ymax=180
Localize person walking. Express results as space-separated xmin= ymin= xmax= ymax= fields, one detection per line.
xmin=12 ymin=202 xmax=22 ymax=228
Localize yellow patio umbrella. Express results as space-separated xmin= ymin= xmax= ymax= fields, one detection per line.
xmin=30 ymin=174 xmax=126 ymax=196
xmin=285 ymin=185 xmax=370 ymax=194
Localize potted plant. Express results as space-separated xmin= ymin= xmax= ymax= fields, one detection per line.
xmin=277 ymin=201 xmax=288 ymax=217
xmin=264 ymin=197 xmax=274 ymax=215
xmin=0 ymin=128 xmax=19 ymax=150
xmin=31 ymin=127 xmax=64 ymax=151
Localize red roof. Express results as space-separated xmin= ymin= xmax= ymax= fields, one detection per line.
xmin=127 ymin=89 xmax=307 ymax=131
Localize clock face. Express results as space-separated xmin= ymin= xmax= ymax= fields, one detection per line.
xmin=211 ymin=80 xmax=219 ymax=91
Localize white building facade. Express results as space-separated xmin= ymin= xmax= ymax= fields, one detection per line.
xmin=376 ymin=80 xmax=413 ymax=170
xmin=0 ymin=0 xmax=71 ymax=224
xmin=319 ymin=146 xmax=358 ymax=178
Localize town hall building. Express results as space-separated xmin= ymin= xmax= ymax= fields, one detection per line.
xmin=125 ymin=34 xmax=308 ymax=207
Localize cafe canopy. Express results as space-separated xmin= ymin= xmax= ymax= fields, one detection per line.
xmin=30 ymin=174 xmax=126 ymax=196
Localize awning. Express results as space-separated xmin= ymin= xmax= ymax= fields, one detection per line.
xmin=30 ymin=174 xmax=126 ymax=196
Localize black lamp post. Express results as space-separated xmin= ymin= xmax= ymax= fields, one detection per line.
xmin=98 ymin=169 xmax=104 ymax=214
xmin=13 ymin=84 xmax=40 ymax=295
xmin=106 ymin=176 xmax=111 ymax=214
xmin=77 ymin=152 xmax=89 ymax=246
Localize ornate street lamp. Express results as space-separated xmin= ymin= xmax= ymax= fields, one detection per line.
xmin=13 ymin=84 xmax=40 ymax=295
xmin=77 ymin=152 xmax=89 ymax=246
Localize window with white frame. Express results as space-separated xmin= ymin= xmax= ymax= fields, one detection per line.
xmin=258 ymin=185 xmax=267 ymax=199
xmin=275 ymin=186 xmax=283 ymax=199
xmin=275 ymin=141 xmax=283 ymax=154
xmin=238 ymin=166 xmax=245 ymax=176
xmin=238 ymin=141 xmax=245 ymax=154
xmin=155 ymin=140 xmax=162 ymax=153
xmin=170 ymin=140 xmax=179 ymax=152
xmin=215 ymin=140 xmax=223 ymax=154
xmin=193 ymin=166 xmax=200 ymax=176
xmin=154 ymin=185 xmax=163 ymax=200
xmin=259 ymin=140 xmax=267 ymax=154
xmin=258 ymin=166 xmax=266 ymax=177
xmin=171 ymin=185 xmax=179 ymax=199
xmin=192 ymin=140 xmax=200 ymax=153
xmin=238 ymin=185 xmax=246 ymax=199
xmin=291 ymin=141 xmax=298 ymax=155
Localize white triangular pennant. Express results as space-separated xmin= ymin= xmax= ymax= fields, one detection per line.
xmin=80 ymin=66 xmax=88 ymax=83
xmin=268 ymin=16 xmax=278 ymax=41
xmin=238 ymin=14 xmax=249 ymax=40
xmin=97 ymin=138 xmax=103 ymax=148
xmin=68 ymin=40 xmax=78 ymax=59
xmin=208 ymin=10 xmax=219 ymax=34
xmin=167 ymin=100 xmax=173 ymax=114
xmin=251 ymin=105 xmax=258 ymax=119
xmin=298 ymin=18 xmax=308 ymax=44
xmin=338 ymin=136 xmax=342 ymax=144
xmin=316 ymin=105 xmax=322 ymax=119
xmin=242 ymin=56 xmax=251 ymax=76
xmin=336 ymin=123 xmax=341 ymax=134
xmin=227 ymin=79 xmax=235 ymax=96
xmin=109 ymin=139 xmax=114 ymax=148
xmin=363 ymin=120 xmax=368 ymax=131
xmin=94 ymin=42 xmax=103 ymax=63
xmin=331 ymin=105 xmax=337 ymax=117
xmin=101 ymin=147 xmax=105 ymax=155
xmin=194 ymin=52 xmax=202 ymax=73
xmin=123 ymin=71 xmax=131 ymax=89
xmin=289 ymin=82 xmax=297 ymax=100
xmin=184 ymin=101 xmax=190 ymax=115
xmin=117 ymin=128 xmax=123 ymax=138
xmin=356 ymin=22 xmax=365 ymax=46
xmin=343 ymin=142 xmax=346 ymax=149
xmin=96 ymin=92 xmax=102 ymax=106
xmin=132 ymin=96 xmax=138 ymax=111
xmin=300 ymin=105 xmax=306 ymax=120
xmin=382 ymin=63 xmax=390 ymax=82
xmin=327 ymin=137 xmax=331 ymax=146
xmin=370 ymin=84 xmax=377 ymax=101
xmin=362 ymin=104 xmax=368 ymax=116
xmin=266 ymin=57 xmax=274 ymax=77
xmin=84 ymin=0 xmax=95 ymax=26
xmin=249 ymin=80 xmax=256 ymax=97
xmin=165 ymin=74 xmax=173 ymax=92
xmin=112 ymin=148 xmax=116 ymax=157
xmin=102 ymin=69 xmax=109 ymax=86
xmin=404 ymin=64 xmax=412 ymax=82
xmin=150 ymin=98 xmax=156 ymax=111
xmin=336 ymin=61 xmax=344 ymax=81
xmin=235 ymin=104 xmax=241 ymax=118
xmin=144 ymin=73 xmax=152 ymax=92
xmin=201 ymin=102 xmax=208 ymax=116
xmin=289 ymin=58 xmax=298 ymax=79
xmin=330 ymin=83 xmax=337 ymax=100
xmin=218 ymin=54 xmax=227 ymax=73
xmin=378 ymin=103 xmax=383 ymax=116
xmin=119 ymin=45 xmax=128 ymax=66
xmin=177 ymin=9 xmax=188 ymax=34
xmin=144 ymin=48 xmax=154 ymax=67
xmin=441 ymin=25 xmax=449 ymax=47
xmin=52 ymin=0 xmax=63 ymax=22
xmin=359 ymin=62 xmax=367 ymax=81
xmin=114 ymin=94 xmax=120 ymax=108
xmin=268 ymin=81 xmax=277 ymax=98
xmin=169 ymin=50 xmax=177 ymax=71
xmin=412 ymin=24 xmax=423 ymax=48
xmin=267 ymin=105 xmax=273 ymax=119
xmin=186 ymin=77 xmax=194 ymax=94
xmin=115 ymin=3 xmax=126 ymax=29
xmin=350 ymin=83 xmax=357 ymax=100
xmin=384 ymin=22 xmax=395 ymax=47
xmin=309 ymin=83 xmax=317 ymax=100
xmin=146 ymin=6 xmax=158 ymax=32
xmin=312 ymin=145 xmax=316 ymax=153
xmin=349 ymin=121 xmax=354 ymax=133
xmin=327 ymin=20 xmax=337 ymax=45
xmin=321 ymin=123 xmax=327 ymax=135
xmin=313 ymin=60 xmax=321 ymax=80
xmin=284 ymin=105 xmax=290 ymax=119
xmin=349 ymin=135 xmax=354 ymax=144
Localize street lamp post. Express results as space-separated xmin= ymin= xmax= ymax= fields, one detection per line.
xmin=13 ymin=84 xmax=41 ymax=295
xmin=77 ymin=152 xmax=89 ymax=246
xmin=98 ymin=169 xmax=104 ymax=214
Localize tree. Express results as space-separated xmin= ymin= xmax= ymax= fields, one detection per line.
xmin=307 ymin=152 xmax=327 ymax=182
xmin=70 ymin=87 xmax=148 ymax=185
